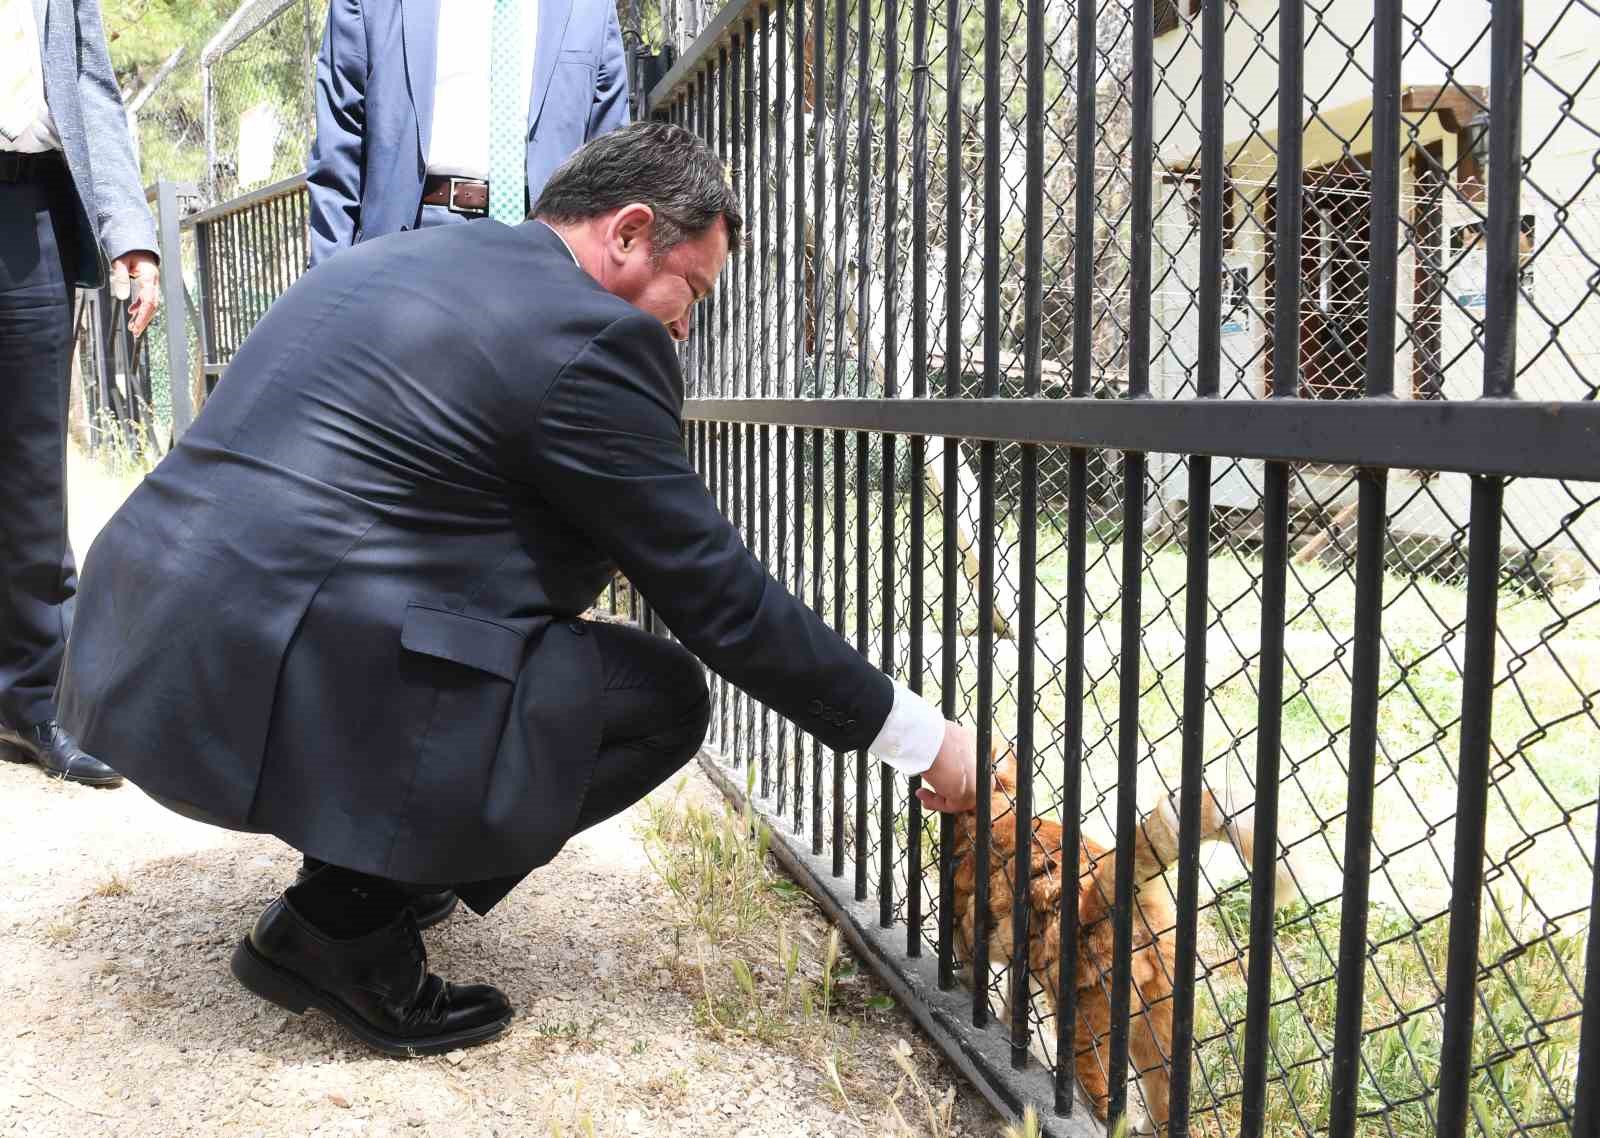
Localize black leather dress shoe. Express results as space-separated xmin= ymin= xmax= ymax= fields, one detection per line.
xmin=294 ymin=859 xmax=458 ymax=931
xmin=230 ymin=890 xmax=512 ymax=1057
xmin=0 ymin=721 xmax=122 ymax=787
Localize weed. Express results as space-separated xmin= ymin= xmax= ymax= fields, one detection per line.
xmin=91 ymin=872 xmax=130 ymax=899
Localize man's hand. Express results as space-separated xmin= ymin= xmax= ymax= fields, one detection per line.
xmin=914 ymin=721 xmax=978 ymax=813
xmin=111 ymin=251 xmax=161 ymax=335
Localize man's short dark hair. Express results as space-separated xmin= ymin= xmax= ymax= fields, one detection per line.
xmin=534 ymin=122 xmax=744 ymax=256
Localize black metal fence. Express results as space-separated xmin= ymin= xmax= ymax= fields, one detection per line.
xmin=620 ymin=0 xmax=1600 ymax=1135
xmin=74 ymin=182 xmax=199 ymax=462
xmin=141 ymin=0 xmax=1599 ymax=1133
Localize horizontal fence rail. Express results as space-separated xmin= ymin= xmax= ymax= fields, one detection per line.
xmin=626 ymin=0 xmax=1600 ymax=1135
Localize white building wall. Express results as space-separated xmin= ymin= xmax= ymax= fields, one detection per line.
xmin=1148 ymin=0 xmax=1598 ymax=568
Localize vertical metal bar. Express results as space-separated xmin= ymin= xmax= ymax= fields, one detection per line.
xmin=830 ymin=0 xmax=847 ymax=400
xmin=718 ymin=419 xmax=730 ymax=747
xmin=775 ymin=0 xmax=787 ymax=404
xmin=755 ymin=10 xmax=772 ymax=803
xmin=1108 ymin=454 xmax=1146 ymax=1131
xmin=1098 ymin=0 xmax=1132 ymax=1109
xmin=793 ymin=0 xmax=809 ymax=822
xmin=812 ymin=426 xmax=825 ymax=856
xmin=1575 ymin=813 xmax=1600 ymax=1138
xmin=1438 ymin=4 xmax=1524 ymax=1130
xmin=1166 ymin=0 xmax=1226 ymax=1128
xmin=1366 ymin=0 xmax=1402 ymax=397
xmin=879 ymin=0 xmax=901 ymax=933
xmin=1242 ymin=0 xmax=1304 ymax=1128
xmin=906 ymin=0 xmax=929 ymax=962
xmin=155 ymin=182 xmax=194 ymax=437
xmin=851 ymin=0 xmax=872 ymax=904
xmin=729 ymin=40 xmax=741 ymax=403
xmin=856 ymin=437 xmax=870 ymax=901
xmin=969 ymin=0 xmax=1002 ymax=1035
xmin=792 ymin=0 xmax=805 ymax=403
xmin=212 ymin=213 xmax=230 ymax=363
xmin=834 ymin=428 xmax=847 ymax=880
xmin=245 ymin=201 xmax=264 ymax=331
xmin=1329 ymin=0 xmax=1407 ymax=1128
xmin=719 ymin=48 xmax=729 ymax=400
xmin=745 ymin=23 xmax=756 ymax=403
xmin=1435 ymin=475 xmax=1504 ymax=1138
xmin=935 ymin=0 xmax=962 ymax=997
xmin=275 ymin=193 xmax=291 ymax=298
xmin=1482 ymin=0 xmax=1524 ymax=399
xmin=1327 ymin=465 xmax=1388 ymax=1138
xmin=225 ymin=211 xmax=243 ymax=360
xmin=1010 ymin=0 xmax=1044 ymax=1075
xmin=194 ymin=221 xmax=218 ymax=378
xmin=813 ymin=0 xmax=827 ymax=399
xmin=296 ymin=187 xmax=311 ymax=278
xmin=879 ymin=419 xmax=897 ymax=928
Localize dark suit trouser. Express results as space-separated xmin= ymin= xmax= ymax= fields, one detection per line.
xmin=0 ymin=161 xmax=80 ymax=729
xmin=304 ymin=617 xmax=712 ymax=916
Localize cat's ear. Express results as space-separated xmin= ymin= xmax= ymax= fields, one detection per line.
xmin=990 ymin=740 xmax=1018 ymax=789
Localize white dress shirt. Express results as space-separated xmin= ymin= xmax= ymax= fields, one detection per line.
xmin=545 ymin=218 xmax=946 ymax=778
xmin=870 ymin=681 xmax=945 ymax=775
xmin=426 ymin=0 xmax=538 ymax=180
xmin=0 ymin=0 xmax=62 ymax=153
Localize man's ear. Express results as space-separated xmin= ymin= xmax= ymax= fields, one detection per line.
xmin=609 ymin=203 xmax=656 ymax=259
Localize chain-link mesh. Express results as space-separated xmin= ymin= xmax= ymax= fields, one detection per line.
xmin=203 ymin=0 xmax=328 ymax=202
xmin=123 ymin=0 xmax=1597 ymax=1130
xmin=655 ymin=0 xmax=1598 ymax=1133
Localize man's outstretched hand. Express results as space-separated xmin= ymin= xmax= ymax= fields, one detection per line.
xmin=914 ymin=721 xmax=978 ymax=813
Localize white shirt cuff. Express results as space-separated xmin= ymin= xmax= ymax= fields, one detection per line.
xmin=868 ymin=680 xmax=945 ymax=776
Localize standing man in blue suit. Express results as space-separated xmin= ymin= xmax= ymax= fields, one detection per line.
xmin=302 ymin=0 xmax=629 ymax=923
xmin=307 ymin=0 xmax=631 ymax=266
xmin=1 ymin=0 xmax=160 ymax=788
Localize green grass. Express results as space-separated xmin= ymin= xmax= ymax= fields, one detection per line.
xmin=1187 ymin=889 xmax=1587 ymax=1137
xmin=686 ymin=472 xmax=1596 ymax=1135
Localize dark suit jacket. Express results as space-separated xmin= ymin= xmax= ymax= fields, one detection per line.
xmin=306 ymin=0 xmax=629 ymax=267
xmin=58 ymin=221 xmax=893 ymax=896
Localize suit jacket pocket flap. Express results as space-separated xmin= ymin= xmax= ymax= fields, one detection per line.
xmin=401 ymin=604 xmax=524 ymax=682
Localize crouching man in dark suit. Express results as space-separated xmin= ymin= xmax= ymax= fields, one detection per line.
xmin=56 ymin=122 xmax=978 ymax=1058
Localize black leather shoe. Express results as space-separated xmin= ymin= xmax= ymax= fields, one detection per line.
xmin=230 ymin=890 xmax=512 ymax=1057
xmin=294 ymin=859 xmax=458 ymax=931
xmin=0 ymin=721 xmax=122 ymax=787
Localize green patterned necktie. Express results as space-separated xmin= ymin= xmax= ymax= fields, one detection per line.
xmin=488 ymin=0 xmax=528 ymax=224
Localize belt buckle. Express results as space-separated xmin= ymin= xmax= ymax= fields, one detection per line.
xmin=448 ymin=176 xmax=486 ymax=216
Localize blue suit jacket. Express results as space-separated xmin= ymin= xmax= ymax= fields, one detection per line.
xmin=306 ymin=0 xmax=629 ymax=267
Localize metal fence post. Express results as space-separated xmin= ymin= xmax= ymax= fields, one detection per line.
xmin=154 ymin=180 xmax=195 ymax=438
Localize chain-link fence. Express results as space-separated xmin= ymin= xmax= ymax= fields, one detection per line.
xmin=623 ymin=0 xmax=1600 ymax=1135
xmin=201 ymin=0 xmax=327 ymax=203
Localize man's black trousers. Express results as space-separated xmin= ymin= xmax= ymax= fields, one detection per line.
xmin=0 ymin=155 xmax=81 ymax=730
xmin=304 ymin=617 xmax=713 ymax=916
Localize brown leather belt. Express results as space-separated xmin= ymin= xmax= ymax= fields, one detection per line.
xmin=421 ymin=174 xmax=489 ymax=215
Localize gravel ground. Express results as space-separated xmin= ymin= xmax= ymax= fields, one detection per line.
xmin=0 ymin=449 xmax=1005 ymax=1138
xmin=0 ymin=765 xmax=1003 ymax=1137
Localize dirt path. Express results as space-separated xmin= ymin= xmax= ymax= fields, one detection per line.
xmin=0 ymin=764 xmax=1008 ymax=1138
xmin=0 ymin=452 xmax=1006 ymax=1138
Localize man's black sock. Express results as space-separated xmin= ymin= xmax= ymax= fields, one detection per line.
xmin=288 ymin=864 xmax=411 ymax=940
